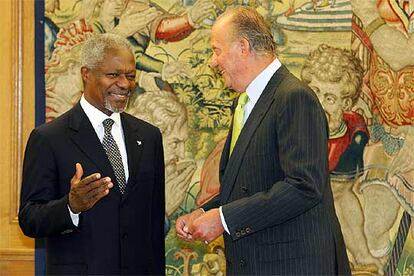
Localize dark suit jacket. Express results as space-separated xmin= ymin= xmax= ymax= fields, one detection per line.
xmin=203 ymin=65 xmax=350 ymax=275
xmin=19 ymin=103 xmax=165 ymax=275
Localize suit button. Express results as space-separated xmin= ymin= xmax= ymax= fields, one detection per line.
xmin=236 ymin=232 xmax=241 ymax=238
xmin=241 ymin=229 xmax=246 ymax=236
xmin=241 ymin=186 xmax=248 ymax=193
xmin=240 ymin=259 xmax=246 ymax=267
xmin=246 ymin=227 xmax=251 ymax=233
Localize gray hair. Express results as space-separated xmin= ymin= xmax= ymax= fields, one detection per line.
xmin=218 ymin=6 xmax=276 ymax=56
xmin=80 ymin=33 xmax=133 ymax=69
xmin=301 ymin=44 xmax=364 ymax=105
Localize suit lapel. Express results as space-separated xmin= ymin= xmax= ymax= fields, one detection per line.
xmin=220 ymin=66 xmax=289 ymax=203
xmin=219 ymin=131 xmax=232 ymax=182
xmin=120 ymin=113 xmax=144 ymax=196
xmin=68 ymin=104 xmax=117 ymax=189
xmin=219 ymin=99 xmax=237 ymax=181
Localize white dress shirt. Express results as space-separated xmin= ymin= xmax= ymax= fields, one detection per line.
xmin=219 ymin=58 xmax=282 ymax=234
xmin=69 ymin=95 xmax=130 ymax=225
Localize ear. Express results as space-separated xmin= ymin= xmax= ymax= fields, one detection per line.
xmin=239 ymin=37 xmax=251 ymax=56
xmin=343 ymin=97 xmax=352 ymax=111
xmin=80 ymin=66 xmax=90 ymax=82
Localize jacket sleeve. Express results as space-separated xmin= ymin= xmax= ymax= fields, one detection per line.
xmin=200 ymin=195 xmax=221 ymax=211
xmin=18 ymin=128 xmax=77 ymax=238
xmin=222 ymin=87 xmax=329 ymax=240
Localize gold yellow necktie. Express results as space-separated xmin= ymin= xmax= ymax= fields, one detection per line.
xmin=230 ymin=92 xmax=249 ymax=155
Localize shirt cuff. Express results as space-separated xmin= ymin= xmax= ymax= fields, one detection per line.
xmin=219 ymin=206 xmax=230 ymax=234
xmin=67 ymin=204 xmax=80 ymax=227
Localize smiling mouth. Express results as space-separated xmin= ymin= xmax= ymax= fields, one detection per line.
xmin=109 ymin=91 xmax=131 ymax=100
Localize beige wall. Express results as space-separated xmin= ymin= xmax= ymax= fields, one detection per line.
xmin=0 ymin=0 xmax=35 ymax=274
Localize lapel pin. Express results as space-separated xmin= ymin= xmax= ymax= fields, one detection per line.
xmin=136 ymin=140 xmax=142 ymax=146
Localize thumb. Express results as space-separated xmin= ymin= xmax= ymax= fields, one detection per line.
xmin=74 ymin=163 xmax=84 ymax=181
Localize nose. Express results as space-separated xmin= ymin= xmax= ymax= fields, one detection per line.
xmin=117 ymin=74 xmax=133 ymax=89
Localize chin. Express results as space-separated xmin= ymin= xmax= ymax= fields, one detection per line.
xmin=106 ymin=100 xmax=129 ymax=113
xmin=109 ymin=106 xmax=127 ymax=113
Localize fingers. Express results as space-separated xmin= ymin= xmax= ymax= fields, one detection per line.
xmin=71 ymin=172 xmax=105 ymax=195
xmin=87 ymin=177 xmax=112 ymax=193
xmin=175 ymin=217 xmax=191 ymax=240
xmin=175 ymin=210 xmax=206 ymax=241
xmin=83 ymin=177 xmax=113 ymax=196
xmin=83 ymin=177 xmax=113 ymax=204
xmin=79 ymin=172 xmax=102 ymax=186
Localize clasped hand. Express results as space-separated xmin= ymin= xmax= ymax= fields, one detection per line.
xmin=175 ymin=208 xmax=224 ymax=243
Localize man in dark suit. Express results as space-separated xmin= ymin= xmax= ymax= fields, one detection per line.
xmin=19 ymin=33 xmax=165 ymax=275
xmin=176 ymin=6 xmax=350 ymax=275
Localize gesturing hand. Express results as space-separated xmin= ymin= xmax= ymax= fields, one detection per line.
xmin=68 ymin=163 xmax=113 ymax=214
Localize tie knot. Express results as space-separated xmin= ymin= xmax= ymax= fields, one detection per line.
xmin=238 ymin=92 xmax=249 ymax=107
xmin=102 ymin=118 xmax=115 ymax=132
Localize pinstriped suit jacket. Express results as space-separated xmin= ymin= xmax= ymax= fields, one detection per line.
xmin=203 ymin=65 xmax=350 ymax=275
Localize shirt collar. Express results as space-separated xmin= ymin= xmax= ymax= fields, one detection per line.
xmin=80 ymin=94 xmax=122 ymax=129
xmin=245 ymin=58 xmax=282 ymax=104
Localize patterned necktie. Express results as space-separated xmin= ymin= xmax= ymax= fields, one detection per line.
xmin=102 ymin=118 xmax=127 ymax=194
xmin=230 ymin=92 xmax=249 ymax=155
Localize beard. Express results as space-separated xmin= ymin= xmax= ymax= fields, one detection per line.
xmin=105 ymin=97 xmax=129 ymax=113
xmin=104 ymin=90 xmax=131 ymax=113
